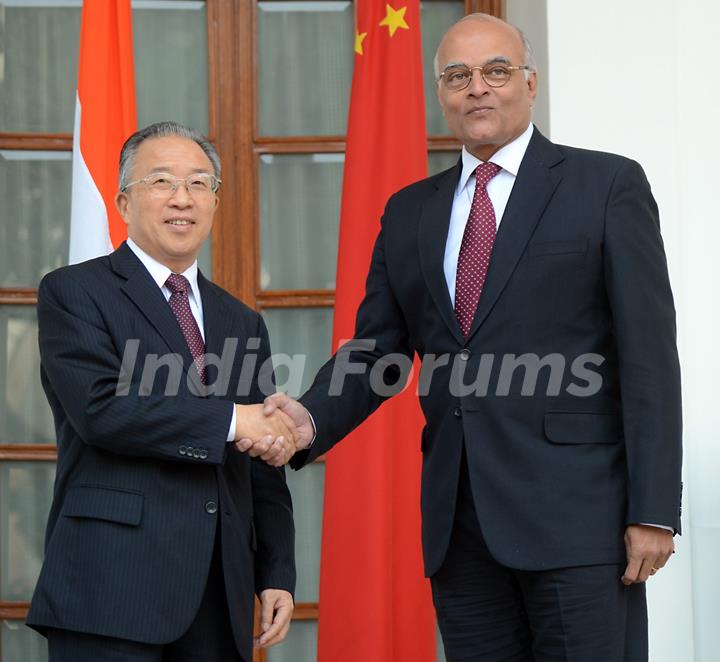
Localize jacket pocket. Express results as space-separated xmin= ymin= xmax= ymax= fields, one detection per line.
xmin=544 ymin=411 xmax=621 ymax=445
xmin=62 ymin=485 xmax=143 ymax=526
xmin=528 ymin=239 xmax=587 ymax=257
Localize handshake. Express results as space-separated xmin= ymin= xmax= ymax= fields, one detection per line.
xmin=233 ymin=393 xmax=314 ymax=467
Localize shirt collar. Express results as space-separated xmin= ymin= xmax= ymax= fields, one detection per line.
xmin=457 ymin=122 xmax=535 ymax=194
xmin=126 ymin=238 xmax=201 ymax=302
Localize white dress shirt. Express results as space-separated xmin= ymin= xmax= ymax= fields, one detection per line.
xmin=443 ymin=122 xmax=534 ymax=306
xmin=126 ymin=239 xmax=237 ymax=441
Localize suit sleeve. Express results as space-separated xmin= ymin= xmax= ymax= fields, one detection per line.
xmin=37 ymin=270 xmax=233 ymax=464
xmin=250 ymin=315 xmax=296 ymax=595
xmin=603 ymin=159 xmax=683 ymax=532
xmin=292 ymin=200 xmax=414 ymax=467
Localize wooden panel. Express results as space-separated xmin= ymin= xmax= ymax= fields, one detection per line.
xmin=257 ymin=291 xmax=335 ymax=308
xmin=0 ymin=290 xmax=37 ymax=305
xmin=468 ymin=0 xmax=506 ymax=17
xmin=0 ymin=134 xmax=72 ymax=151
xmin=0 ymin=448 xmax=56 ymax=461
xmin=0 ymin=603 xmax=29 ymax=620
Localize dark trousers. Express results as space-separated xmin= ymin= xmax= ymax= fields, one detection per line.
xmin=431 ymin=454 xmax=647 ymax=662
xmin=47 ymin=525 xmax=242 ymax=662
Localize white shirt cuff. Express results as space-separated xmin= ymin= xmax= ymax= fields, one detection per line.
xmin=227 ymin=404 xmax=237 ymax=442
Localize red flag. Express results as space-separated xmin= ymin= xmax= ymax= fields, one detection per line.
xmin=318 ymin=2 xmax=435 ymax=661
xmin=70 ymin=0 xmax=136 ymax=263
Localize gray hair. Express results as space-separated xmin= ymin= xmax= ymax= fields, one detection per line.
xmin=433 ymin=13 xmax=536 ymax=80
xmin=118 ymin=121 xmax=221 ymax=191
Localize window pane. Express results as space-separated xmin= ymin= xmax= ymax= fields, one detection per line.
xmin=421 ymin=1 xmax=465 ymax=135
xmin=262 ymin=308 xmax=333 ymax=397
xmin=0 ymin=462 xmax=55 ymax=601
xmin=428 ymin=150 xmax=459 ymax=176
xmin=2 ymin=620 xmax=48 ymax=662
xmin=0 ymin=1 xmax=208 ymax=134
xmin=0 ymin=2 xmax=81 ymax=133
xmin=258 ymin=1 xmax=353 ymax=136
xmin=133 ymin=0 xmax=209 ymax=133
xmin=266 ymin=620 xmax=318 ymax=662
xmin=286 ymin=462 xmax=323 ymax=603
xmin=0 ymin=151 xmax=71 ymax=288
xmin=260 ymin=154 xmax=343 ymax=291
xmin=0 ymin=307 xmax=55 ymax=445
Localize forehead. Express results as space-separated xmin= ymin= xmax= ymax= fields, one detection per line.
xmin=132 ymin=135 xmax=212 ymax=172
xmin=438 ymin=19 xmax=524 ymax=67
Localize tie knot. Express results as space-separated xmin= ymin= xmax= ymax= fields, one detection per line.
xmin=474 ymin=162 xmax=501 ymax=187
xmin=165 ymin=273 xmax=190 ymax=294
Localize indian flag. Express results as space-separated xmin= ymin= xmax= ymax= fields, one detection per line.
xmin=70 ymin=0 xmax=136 ymax=264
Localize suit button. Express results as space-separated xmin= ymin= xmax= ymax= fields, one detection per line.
xmin=179 ymin=446 xmax=187 ymax=456
xmin=205 ymin=501 xmax=218 ymax=514
xmin=453 ymin=407 xmax=462 ymax=418
xmin=199 ymin=450 xmax=208 ymax=460
xmin=192 ymin=449 xmax=201 ymax=458
xmin=459 ymin=349 xmax=471 ymax=361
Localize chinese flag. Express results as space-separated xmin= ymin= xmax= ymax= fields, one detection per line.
xmin=69 ymin=0 xmax=136 ymax=263
xmin=318 ymin=2 xmax=435 ymax=661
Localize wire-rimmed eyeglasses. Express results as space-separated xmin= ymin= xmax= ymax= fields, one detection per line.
xmin=121 ymin=172 xmax=221 ymax=197
xmin=438 ymin=63 xmax=533 ymax=91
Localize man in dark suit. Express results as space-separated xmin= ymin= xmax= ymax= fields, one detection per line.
xmin=27 ymin=122 xmax=298 ymax=662
xmin=260 ymin=13 xmax=682 ymax=661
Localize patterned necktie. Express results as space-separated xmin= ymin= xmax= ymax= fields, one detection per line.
xmin=454 ymin=162 xmax=502 ymax=337
xmin=165 ymin=273 xmax=207 ymax=384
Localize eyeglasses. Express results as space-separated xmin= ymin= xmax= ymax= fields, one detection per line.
xmin=438 ymin=63 xmax=533 ymax=91
xmin=121 ymin=172 xmax=221 ymax=197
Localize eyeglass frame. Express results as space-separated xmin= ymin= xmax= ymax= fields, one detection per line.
xmin=437 ymin=62 xmax=534 ymax=90
xmin=120 ymin=171 xmax=222 ymax=196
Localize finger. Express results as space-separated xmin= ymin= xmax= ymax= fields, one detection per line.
xmin=235 ymin=438 xmax=253 ymax=453
xmin=621 ymin=557 xmax=642 ymax=585
xmin=261 ymin=620 xmax=291 ymax=647
xmin=247 ymin=435 xmax=273 ymax=457
xmin=263 ymin=392 xmax=288 ymax=416
xmin=275 ymin=409 xmax=298 ymax=439
xmin=260 ymin=596 xmax=275 ymax=635
xmin=637 ymin=558 xmax=655 ymax=583
xmin=259 ymin=603 xmax=293 ymax=646
xmin=260 ymin=437 xmax=285 ymax=462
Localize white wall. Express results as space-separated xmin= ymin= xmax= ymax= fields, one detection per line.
xmin=545 ymin=1 xmax=720 ymax=660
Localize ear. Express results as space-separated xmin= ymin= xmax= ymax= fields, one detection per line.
xmin=115 ymin=191 xmax=130 ymax=224
xmin=526 ymin=71 xmax=538 ymax=104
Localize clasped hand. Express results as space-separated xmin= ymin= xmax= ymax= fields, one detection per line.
xmin=233 ymin=394 xmax=314 ymax=466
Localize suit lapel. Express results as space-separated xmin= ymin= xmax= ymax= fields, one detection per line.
xmin=111 ymin=242 xmax=195 ymax=369
xmin=466 ymin=130 xmax=565 ymax=342
xmin=418 ymin=163 xmax=466 ymax=345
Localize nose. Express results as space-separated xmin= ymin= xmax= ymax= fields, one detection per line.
xmin=168 ymin=182 xmax=194 ymax=207
xmin=466 ymin=68 xmax=490 ymax=96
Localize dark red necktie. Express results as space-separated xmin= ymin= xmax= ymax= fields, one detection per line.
xmin=165 ymin=273 xmax=207 ymax=384
xmin=454 ymin=162 xmax=502 ymax=337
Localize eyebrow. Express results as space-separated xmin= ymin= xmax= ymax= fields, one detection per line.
xmin=443 ymin=56 xmax=512 ymax=70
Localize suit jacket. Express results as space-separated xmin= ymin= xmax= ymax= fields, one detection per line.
xmin=27 ymin=242 xmax=295 ymax=660
xmin=292 ymin=128 xmax=682 ymax=577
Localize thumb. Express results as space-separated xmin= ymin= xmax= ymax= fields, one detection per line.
xmin=263 ymin=392 xmax=287 ymax=416
xmin=260 ymin=596 xmax=275 ymax=632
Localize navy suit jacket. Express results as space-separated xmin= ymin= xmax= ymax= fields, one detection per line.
xmin=292 ymin=128 xmax=682 ymax=577
xmin=27 ymin=242 xmax=295 ymax=660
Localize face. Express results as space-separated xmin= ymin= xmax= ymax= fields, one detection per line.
xmin=115 ymin=135 xmax=219 ymax=273
xmin=436 ymin=19 xmax=537 ymax=161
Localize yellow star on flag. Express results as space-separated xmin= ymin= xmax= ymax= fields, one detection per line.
xmin=355 ymin=31 xmax=368 ymax=55
xmin=379 ymin=4 xmax=409 ymax=37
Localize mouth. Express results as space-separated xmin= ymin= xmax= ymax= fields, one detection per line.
xmin=164 ymin=219 xmax=195 ymax=226
xmin=466 ymin=107 xmax=493 ymax=116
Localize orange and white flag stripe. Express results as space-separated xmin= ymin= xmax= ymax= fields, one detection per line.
xmin=70 ymin=0 xmax=136 ymax=264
